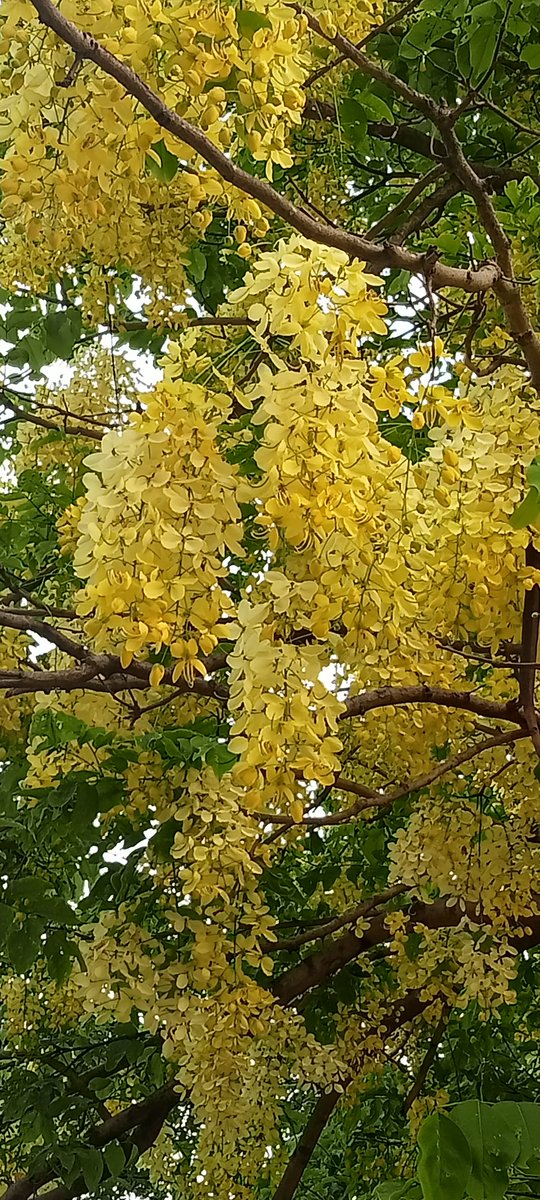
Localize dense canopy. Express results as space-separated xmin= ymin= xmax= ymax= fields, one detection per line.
xmin=2 ymin=0 xmax=540 ymax=1198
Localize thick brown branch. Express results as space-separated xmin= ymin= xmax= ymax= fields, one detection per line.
xmin=28 ymin=0 xmax=500 ymax=295
xmin=299 ymin=9 xmax=442 ymax=120
xmin=342 ymin=685 xmax=522 ymax=725
xmin=519 ymin=577 xmax=540 ymax=758
xmin=0 ymin=609 xmax=95 ymax=662
xmin=273 ymin=898 xmax=540 ymax=1006
xmin=272 ymin=1090 xmax=341 ymax=1200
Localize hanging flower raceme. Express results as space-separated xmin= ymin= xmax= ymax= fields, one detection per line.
xmin=73 ymin=380 xmax=243 ymax=678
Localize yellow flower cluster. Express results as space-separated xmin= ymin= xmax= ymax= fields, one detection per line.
xmin=407 ymin=1090 xmax=451 ymax=1136
xmin=228 ymin=600 xmax=344 ymax=818
xmin=230 ymin=236 xmax=387 ymax=360
xmin=407 ymin=365 xmax=540 ymax=651
xmin=73 ymin=380 xmax=243 ymax=677
xmin=0 ymin=972 xmax=85 ymax=1041
xmin=16 ymin=342 xmax=138 ymax=480
xmin=57 ymin=497 xmax=86 ymax=557
xmin=0 ymin=3 xmax=379 ymax=310
xmin=165 ymin=767 xmax=277 ymax=989
xmin=79 ymin=911 xmax=340 ymax=1196
xmin=386 ymin=913 xmax=519 ymax=1016
xmin=0 ymin=629 xmax=33 ymax=740
xmin=389 ymin=787 xmax=540 ymax=926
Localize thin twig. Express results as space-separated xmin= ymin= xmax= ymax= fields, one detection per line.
xmin=404 ymin=1011 xmax=449 ymax=1112
xmin=304 ymin=0 xmax=422 ymax=87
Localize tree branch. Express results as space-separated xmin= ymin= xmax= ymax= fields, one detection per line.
xmin=519 ymin=568 xmax=540 ymax=759
xmin=1 ymin=395 xmax=103 ymax=441
xmin=270 ymin=989 xmax=435 ymax=1200
xmin=272 ymin=897 xmax=540 ymax=1006
xmin=404 ymin=1010 xmax=448 ymax=1112
xmin=342 ymin=685 xmax=523 ymax=725
xmin=1 ymin=1085 xmax=181 ymax=1200
xmin=389 ymin=179 xmax=461 ymax=243
xmin=269 ymin=886 xmax=407 ymax=951
xmin=300 ymin=12 xmax=540 ymax=386
xmin=28 ymin=0 xmax=500 ymax=296
xmin=303 ymin=0 xmax=422 ymax=87
xmin=260 ymin=728 xmax=526 ymax=833
xmin=303 ymin=109 xmax=540 ymax=190
xmin=434 ymin=114 xmax=540 ymax=390
xmin=272 ymin=1090 xmax=341 ymax=1200
xmin=364 ymin=165 xmax=446 ymax=241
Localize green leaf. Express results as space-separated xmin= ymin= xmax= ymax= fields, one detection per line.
xmin=360 ymin=92 xmax=395 ymax=123
xmin=417 ymin=1111 xmax=471 ymax=1200
xmin=205 ymin=742 xmax=237 ymax=778
xmin=509 ymin=487 xmax=540 ymax=529
xmin=467 ymin=24 xmax=498 ymax=80
xmin=44 ymin=309 xmax=81 ymax=359
xmin=37 ymin=895 xmax=78 ymax=924
xmin=7 ymin=916 xmax=44 ymax=974
xmin=16 ymin=335 xmax=46 ymax=373
xmin=5 ymin=308 xmax=36 ymax=335
xmin=9 ymin=875 xmax=50 ymax=903
xmin=0 ymin=900 xmax=16 ymax=943
xmin=526 ymin=458 xmax=540 ymax=490
xmin=399 ymin=15 xmax=451 ymax=58
xmin=375 ymin=1184 xmax=422 ymax=1200
xmin=145 ymin=139 xmax=179 ymax=184
xmin=448 ymin=1101 xmax=510 ymax=1200
xmin=522 ymin=44 xmax=540 ymax=69
xmin=104 ymin=1141 xmax=125 ymax=1179
xmin=187 ymin=246 xmax=207 ymax=284
xmin=496 ymin=1101 xmax=540 ymax=1169
xmin=45 ymin=930 xmax=76 ymax=984
xmin=338 ymin=97 xmax=368 ymax=143
xmin=236 ymin=8 xmax=271 ymax=37
xmin=77 ymin=1148 xmax=103 ymax=1192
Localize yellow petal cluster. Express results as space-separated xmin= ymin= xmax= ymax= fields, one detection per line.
xmin=73 ymin=380 xmax=243 ymax=675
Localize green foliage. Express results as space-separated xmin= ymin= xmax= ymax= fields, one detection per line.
xmin=378 ymin=1102 xmax=540 ymax=1200
xmin=145 ymin=139 xmax=179 ymax=183
xmin=509 ymin=458 xmax=540 ymax=528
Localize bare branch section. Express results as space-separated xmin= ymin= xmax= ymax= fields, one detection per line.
xmin=269 ymin=885 xmax=407 ymax=951
xmin=29 ymin=0 xmax=500 ymax=295
xmin=272 ymin=1089 xmax=342 ymax=1200
xmin=1 ymin=394 xmax=103 ymax=441
xmin=299 ymin=9 xmax=540 ymax=388
xmin=342 ymin=685 xmax=523 ymax=725
xmin=519 ymin=566 xmax=540 ymax=758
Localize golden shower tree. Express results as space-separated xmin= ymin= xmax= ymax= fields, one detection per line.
xmin=1 ymin=0 xmax=540 ymax=1197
